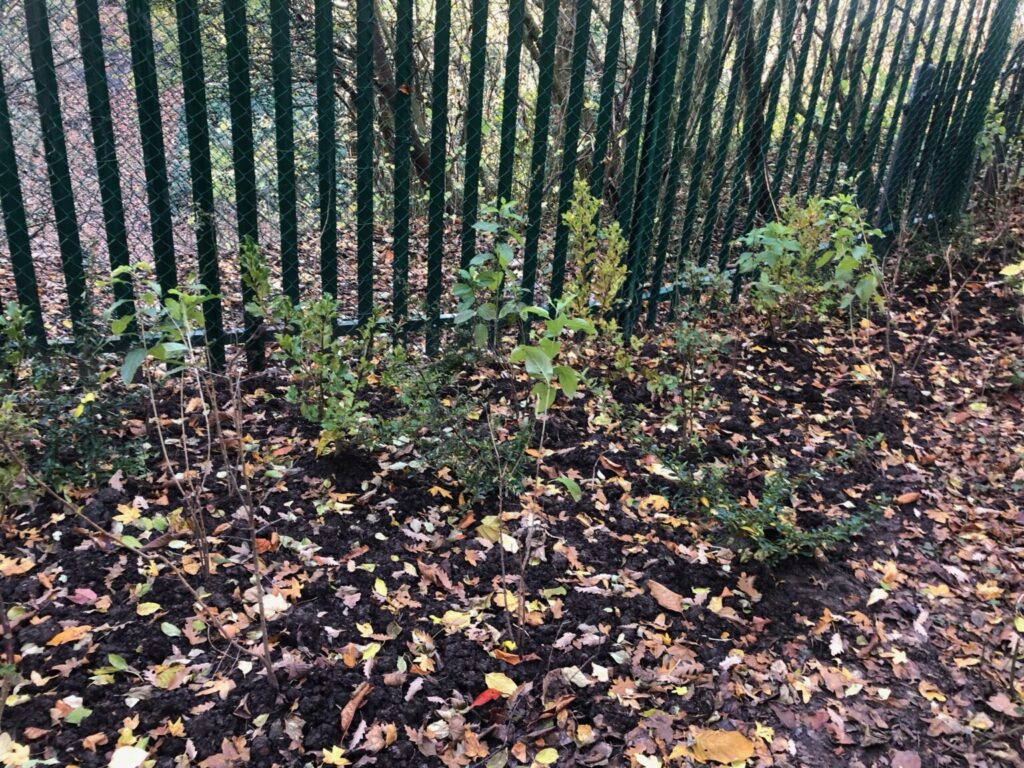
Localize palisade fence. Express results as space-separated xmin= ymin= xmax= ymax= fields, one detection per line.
xmin=0 ymin=0 xmax=1022 ymax=367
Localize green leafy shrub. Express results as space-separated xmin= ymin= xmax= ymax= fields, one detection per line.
xmin=562 ymin=180 xmax=628 ymax=336
xmin=0 ymin=293 xmax=148 ymax=493
xmin=707 ymin=469 xmax=875 ymax=564
xmin=243 ymin=247 xmax=377 ymax=455
xmin=737 ymin=194 xmax=884 ymax=330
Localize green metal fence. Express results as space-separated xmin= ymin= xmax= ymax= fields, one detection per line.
xmin=0 ymin=0 xmax=1020 ymax=362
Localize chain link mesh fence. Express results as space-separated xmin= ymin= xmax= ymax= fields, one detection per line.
xmin=0 ymin=0 xmax=1020 ymax=358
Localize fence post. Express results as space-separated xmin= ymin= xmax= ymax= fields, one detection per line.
xmin=175 ymin=0 xmax=225 ymax=368
xmin=549 ymin=0 xmax=593 ymax=302
xmin=25 ymin=0 xmax=88 ymax=337
xmin=520 ymin=0 xmax=562 ymax=305
xmin=75 ymin=0 xmax=135 ymax=330
xmin=125 ymin=0 xmax=177 ymax=298
xmin=270 ymin=0 xmax=299 ymax=305
xmin=316 ymin=0 xmax=337 ymax=299
xmin=426 ymin=0 xmax=452 ymax=354
xmin=496 ymin=0 xmax=526 ymax=207
xmin=356 ymin=0 xmax=375 ymax=325
xmin=392 ymin=0 xmax=413 ymax=334
xmin=459 ymin=0 xmax=491 ymax=271
xmin=937 ymin=0 xmax=1021 ymax=221
xmin=876 ymin=64 xmax=937 ymax=233
xmin=588 ymin=0 xmax=626 ymax=203
xmin=0 ymin=59 xmax=45 ymax=348
xmin=223 ymin=0 xmax=264 ymax=368
xmin=622 ymin=0 xmax=687 ymax=333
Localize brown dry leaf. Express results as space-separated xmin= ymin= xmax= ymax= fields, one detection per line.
xmin=46 ymin=625 xmax=92 ymax=646
xmin=340 ymin=682 xmax=373 ymax=735
xmin=689 ymin=729 xmax=755 ymax=764
xmin=647 ymin=580 xmax=685 ymax=613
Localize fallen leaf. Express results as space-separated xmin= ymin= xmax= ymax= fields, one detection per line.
xmin=47 ymin=625 xmax=92 ymax=646
xmin=689 ymin=729 xmax=754 ymax=764
xmin=484 ymin=672 xmax=518 ymax=697
xmin=340 ymin=682 xmax=373 ymax=734
xmin=647 ymin=580 xmax=685 ymax=613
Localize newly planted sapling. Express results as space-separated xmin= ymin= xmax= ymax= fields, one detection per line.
xmin=562 ymin=180 xmax=628 ymax=336
xmin=243 ymin=247 xmax=378 ymax=456
xmin=737 ymin=194 xmax=884 ymax=331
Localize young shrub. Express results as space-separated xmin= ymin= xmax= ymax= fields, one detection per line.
xmin=243 ymin=247 xmax=377 ymax=456
xmin=563 ymin=180 xmax=628 ymax=337
xmin=737 ymin=194 xmax=884 ymax=331
xmin=709 ymin=470 xmax=876 ymax=564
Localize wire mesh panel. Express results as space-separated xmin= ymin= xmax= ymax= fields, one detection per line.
xmin=0 ymin=0 xmax=1020 ymax=358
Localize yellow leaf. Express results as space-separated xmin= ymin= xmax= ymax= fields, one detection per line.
xmin=534 ymin=747 xmax=558 ymax=765
xmin=484 ymin=672 xmax=518 ymax=697
xmin=867 ymin=588 xmax=888 ymax=606
xmin=690 ymin=729 xmax=755 ymax=764
xmin=919 ymin=680 xmax=946 ymax=702
xmin=47 ymin=625 xmax=92 ymax=646
xmin=136 ymin=602 xmax=162 ymax=616
xmin=322 ymin=745 xmax=351 ymax=766
xmin=374 ymin=578 xmax=388 ymax=598
xmin=428 ymin=485 xmax=452 ymax=499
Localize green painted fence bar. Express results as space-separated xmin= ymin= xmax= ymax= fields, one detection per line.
xmin=355 ymin=0 xmax=375 ymax=324
xmin=614 ymin=0 xmax=658 ymax=234
xmin=392 ymin=0 xmax=413 ymax=331
xmin=223 ymin=0 xmax=263 ymax=368
xmin=822 ymin=0 xmax=885 ymax=196
xmin=588 ymin=0 xmax=626 ymax=203
xmin=496 ymin=0 xmax=526 ymax=207
xmin=316 ymin=0 xmax=338 ymax=298
xmin=857 ymin=0 xmax=928 ymax=205
xmin=426 ymin=0 xmax=452 ymax=354
xmin=716 ymin=0 xmax=778 ymax=274
xmin=174 ymin=0 xmax=225 ymax=368
xmin=25 ymin=0 xmax=88 ymax=336
xmin=623 ymin=0 xmax=687 ymax=332
xmin=805 ymin=0 xmax=868 ymax=195
xmin=845 ymin=0 xmax=906 ymax=197
xmin=270 ymin=0 xmax=299 ymax=304
xmin=459 ymin=0 xmax=490 ymax=270
xmin=867 ymin=0 xmax=939 ymax=215
xmin=669 ymin=0 xmax=733 ymax=315
xmin=124 ymin=0 xmax=176 ymax=298
xmin=75 ymin=0 xmax=134 ymax=325
xmin=695 ymin=0 xmax=753 ymax=269
xmin=2 ymin=0 xmax=1019 ymax=363
xmin=789 ymin=0 xmax=843 ymax=196
xmin=646 ymin=0 xmax=709 ymax=327
xmin=0 ymin=59 xmax=44 ymax=347
xmin=938 ymin=0 xmax=1019 ymax=218
xmin=549 ymin=0 xmax=594 ymax=302
xmin=520 ymin=0 xmax=562 ymax=305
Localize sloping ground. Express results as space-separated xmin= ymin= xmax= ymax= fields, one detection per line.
xmin=1 ymin=211 xmax=1023 ymax=768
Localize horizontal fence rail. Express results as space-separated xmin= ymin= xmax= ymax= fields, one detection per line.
xmin=0 ymin=0 xmax=1021 ymax=359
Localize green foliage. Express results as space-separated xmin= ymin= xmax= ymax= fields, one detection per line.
xmin=0 ymin=398 xmax=37 ymax=522
xmin=644 ymin=323 xmax=724 ymax=444
xmin=562 ymin=180 xmax=628 ymax=336
xmin=708 ymin=469 xmax=874 ymax=564
xmin=455 ymin=202 xmax=595 ymax=415
xmin=112 ymin=263 xmax=218 ymax=385
xmin=243 ymin=249 xmax=377 ymax=455
xmin=376 ymin=352 xmax=531 ymax=502
xmin=737 ymin=194 xmax=884 ymax=329
xmin=978 ymin=106 xmax=1007 ymax=168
